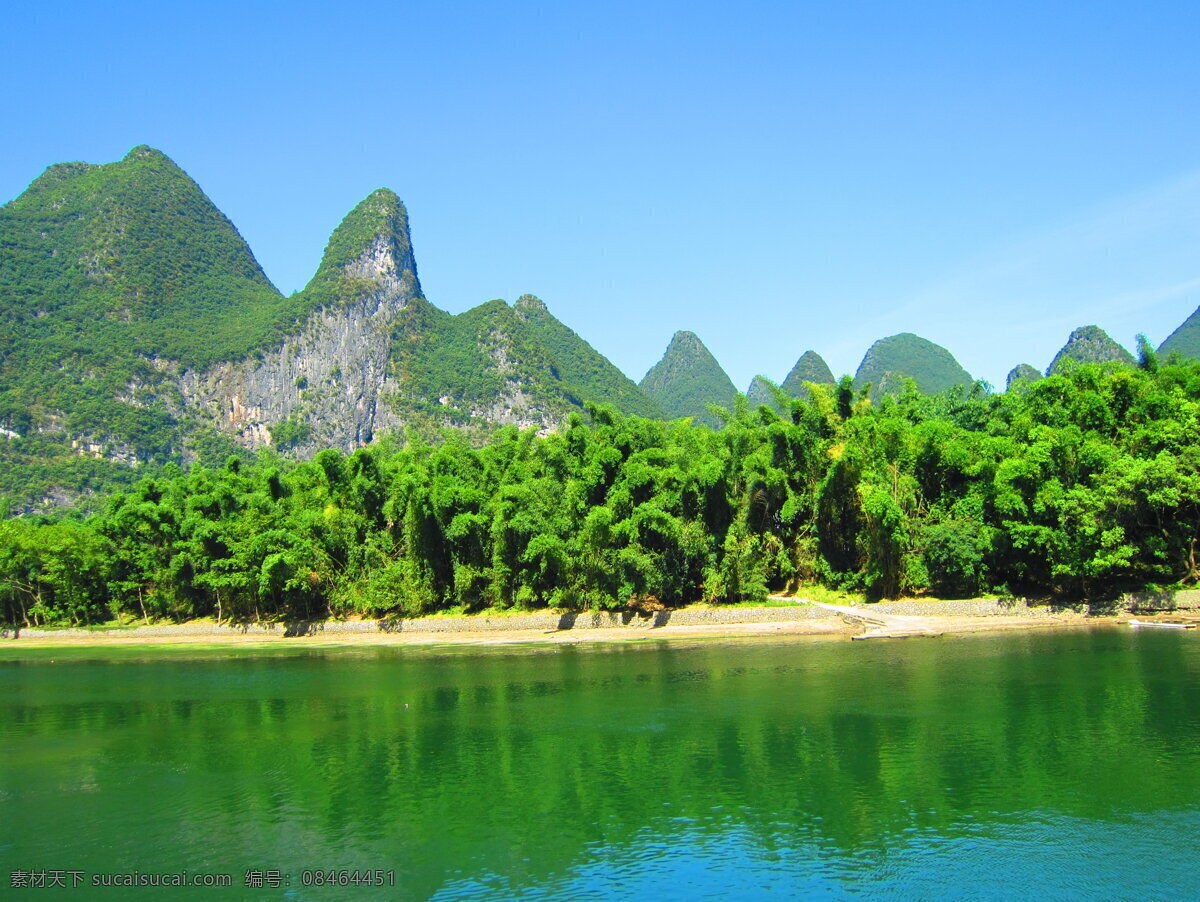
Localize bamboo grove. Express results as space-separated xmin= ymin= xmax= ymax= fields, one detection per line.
xmin=4 ymin=352 xmax=1200 ymax=627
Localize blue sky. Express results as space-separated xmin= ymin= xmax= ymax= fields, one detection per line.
xmin=3 ymin=1 xmax=1199 ymax=391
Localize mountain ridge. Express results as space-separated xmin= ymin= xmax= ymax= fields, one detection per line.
xmin=0 ymin=147 xmax=664 ymax=510
xmin=1159 ymin=305 xmax=1200 ymax=360
xmin=9 ymin=144 xmax=1200 ymax=514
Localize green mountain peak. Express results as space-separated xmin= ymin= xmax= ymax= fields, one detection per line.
xmin=304 ymin=188 xmax=419 ymax=304
xmin=853 ymin=333 xmax=972 ymax=398
xmin=1 ymin=145 xmax=286 ymax=369
xmin=122 ymin=144 xmax=178 ymax=165
xmin=1047 ymin=325 xmax=1133 ymax=375
xmin=780 ymin=350 xmax=835 ymax=398
xmin=512 ymin=295 xmax=662 ymax=417
xmin=1006 ymin=363 xmax=1042 ymax=391
xmin=640 ymin=331 xmax=737 ymax=427
xmin=515 ymin=293 xmax=549 ymax=314
xmin=668 ymin=330 xmax=705 ymax=354
xmin=746 ymin=375 xmax=785 ymax=412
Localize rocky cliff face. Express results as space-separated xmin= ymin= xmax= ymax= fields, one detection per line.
xmin=178 ymin=190 xmax=421 ymax=454
xmin=178 ymin=284 xmax=410 ymax=452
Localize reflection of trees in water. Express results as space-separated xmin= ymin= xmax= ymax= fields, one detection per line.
xmin=4 ymin=632 xmax=1199 ymax=897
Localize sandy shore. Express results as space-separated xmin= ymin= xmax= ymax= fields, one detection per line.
xmin=0 ymin=609 xmax=1150 ymax=650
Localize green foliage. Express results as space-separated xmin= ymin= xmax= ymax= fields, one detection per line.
xmin=388 ymin=297 xmax=572 ymax=427
xmin=639 ymin=331 xmax=739 ymax=428
xmin=386 ymin=295 xmax=668 ymax=441
xmin=270 ymin=415 xmax=313 ymax=451
xmin=1006 ymin=363 xmax=1041 ymax=392
xmin=1136 ymin=333 xmax=1159 ymax=374
xmin=745 ymin=376 xmax=782 ymax=412
xmin=8 ymin=358 xmax=1200 ymax=625
xmin=0 ymin=146 xmax=317 ymax=374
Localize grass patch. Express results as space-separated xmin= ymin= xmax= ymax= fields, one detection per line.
xmin=778 ymin=585 xmax=867 ymax=606
xmin=685 ymin=598 xmax=809 ymax=609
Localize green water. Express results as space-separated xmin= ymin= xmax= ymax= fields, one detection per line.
xmin=2 ymin=627 xmax=1198 ymax=900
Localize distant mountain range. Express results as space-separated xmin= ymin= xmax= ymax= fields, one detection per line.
xmin=3 ymin=145 xmax=1198 ymax=510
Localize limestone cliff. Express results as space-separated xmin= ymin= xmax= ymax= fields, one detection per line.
xmin=177 ymin=189 xmax=419 ymax=454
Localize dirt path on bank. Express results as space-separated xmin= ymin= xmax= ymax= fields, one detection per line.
xmin=805 ymin=601 xmax=1095 ymax=639
xmin=1 ymin=612 xmax=1123 ymax=650
xmin=2 ymin=618 xmax=850 ymax=649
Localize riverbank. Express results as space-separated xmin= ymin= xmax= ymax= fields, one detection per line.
xmin=5 ymin=591 xmax=1197 ymax=648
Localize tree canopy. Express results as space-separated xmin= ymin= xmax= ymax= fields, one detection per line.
xmin=5 ymin=357 xmax=1200 ymax=627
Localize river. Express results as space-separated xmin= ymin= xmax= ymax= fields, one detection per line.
xmin=2 ymin=626 xmax=1198 ymax=899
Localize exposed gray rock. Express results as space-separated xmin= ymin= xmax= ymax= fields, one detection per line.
xmin=178 ymin=267 xmax=416 ymax=454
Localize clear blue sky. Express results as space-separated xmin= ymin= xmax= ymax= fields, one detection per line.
xmin=4 ymin=1 xmax=1199 ymax=391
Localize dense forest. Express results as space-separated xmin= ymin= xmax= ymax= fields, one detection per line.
xmin=3 ymin=350 xmax=1200 ymax=627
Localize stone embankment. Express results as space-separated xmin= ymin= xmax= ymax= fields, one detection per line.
xmin=864 ymin=590 xmax=1200 ymax=617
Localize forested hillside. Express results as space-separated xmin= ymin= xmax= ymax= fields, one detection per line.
xmin=0 ymin=146 xmax=310 ymax=508
xmin=746 ymin=351 xmax=836 ymax=413
xmin=513 ymin=294 xmax=663 ymax=419
xmin=5 ymin=354 xmax=1198 ymax=627
xmin=853 ymin=333 xmax=973 ymax=398
xmin=746 ymin=376 xmax=784 ymax=412
xmin=781 ymin=350 xmax=835 ymax=397
xmin=1159 ymin=304 xmax=1200 ymax=359
xmin=640 ymin=331 xmax=738 ymax=427
xmin=0 ymin=148 xmax=665 ymax=512
xmin=6 ymin=145 xmax=1200 ymax=539
xmin=1006 ymin=364 xmax=1041 ymax=391
xmin=0 ymin=146 xmax=300 ymax=372
xmin=1048 ymin=325 xmax=1134 ymax=374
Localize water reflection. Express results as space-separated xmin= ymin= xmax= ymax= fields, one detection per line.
xmin=2 ymin=629 xmax=1198 ymax=899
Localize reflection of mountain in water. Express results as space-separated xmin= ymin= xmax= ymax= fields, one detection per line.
xmin=4 ymin=632 xmax=1199 ymax=899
